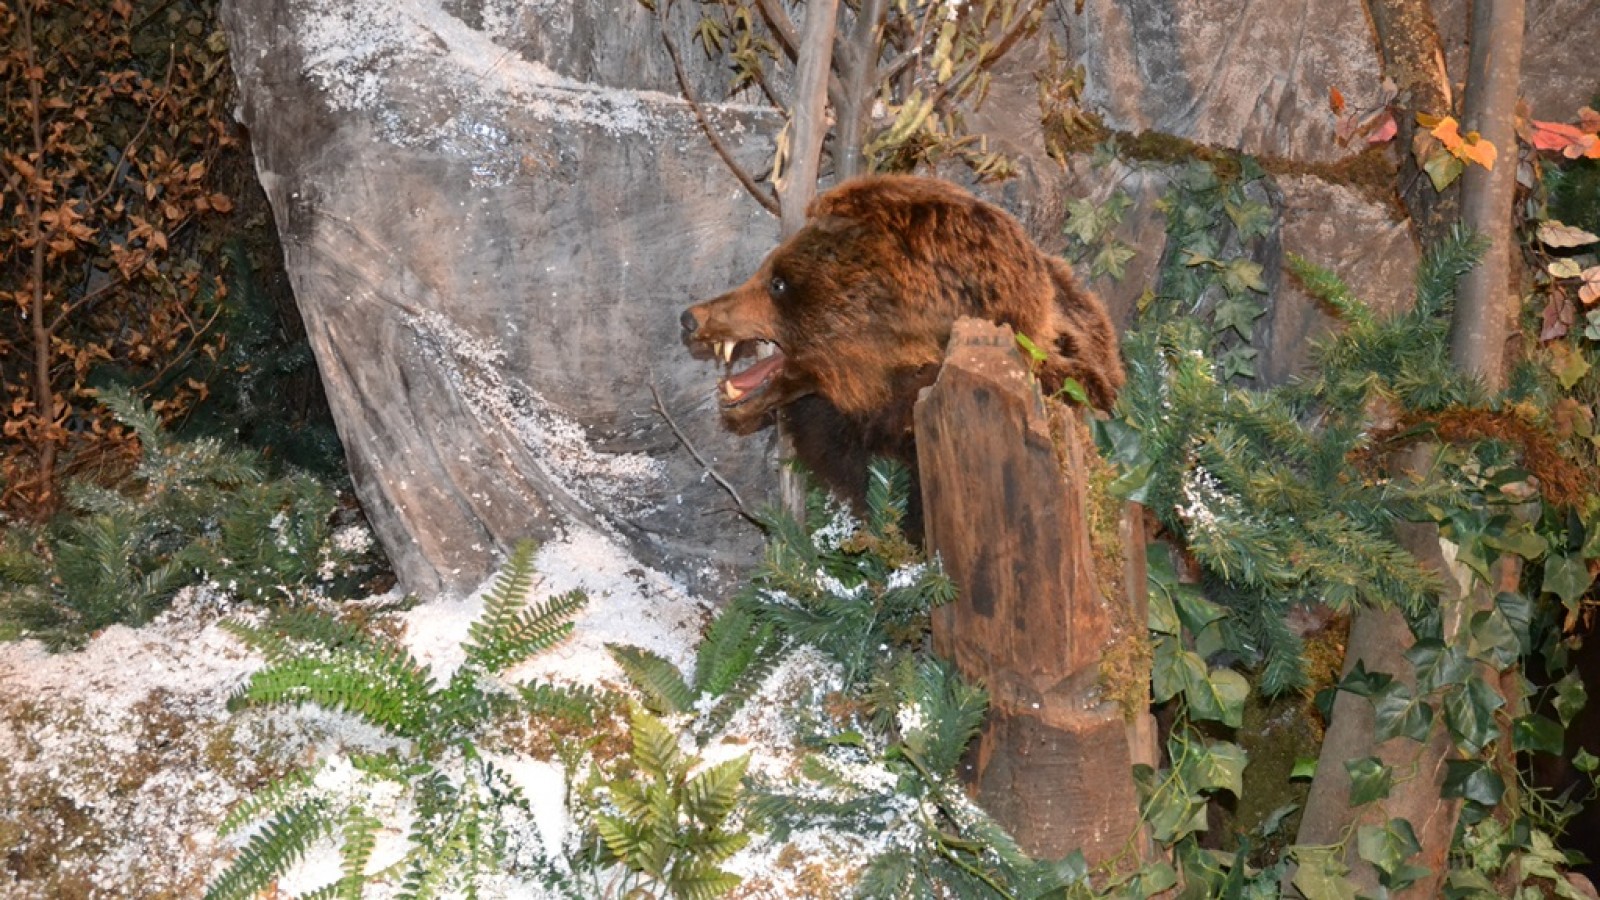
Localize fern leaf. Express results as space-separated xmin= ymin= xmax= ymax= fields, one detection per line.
xmin=627 ymin=706 xmax=684 ymax=781
xmin=609 ymin=643 xmax=697 ymax=715
xmin=517 ymin=680 xmax=607 ymax=727
xmin=205 ymin=798 xmax=334 ymax=900
xmin=683 ymin=755 xmax=749 ymax=825
xmin=335 ymin=807 xmax=384 ymax=899
xmin=666 ymin=859 xmax=742 ymax=900
xmin=471 ymin=588 xmax=587 ymax=673
xmin=217 ymin=767 xmax=319 ymax=837
xmin=464 ymin=539 xmax=540 ymax=669
xmin=692 ymin=602 xmax=776 ymax=698
xmin=229 ymin=643 xmax=435 ymax=737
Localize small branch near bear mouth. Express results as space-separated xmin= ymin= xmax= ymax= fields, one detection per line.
xmin=647 ymin=380 xmax=767 ymax=531
xmin=657 ymin=0 xmax=780 ymax=216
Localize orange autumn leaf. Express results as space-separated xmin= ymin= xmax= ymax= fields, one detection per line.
xmin=1427 ymin=114 xmax=1496 ymax=170
xmin=1329 ymin=87 xmax=1346 ymax=115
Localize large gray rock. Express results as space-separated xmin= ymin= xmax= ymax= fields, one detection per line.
xmin=1063 ymin=0 xmax=1386 ymax=163
xmin=223 ymin=0 xmax=783 ymax=597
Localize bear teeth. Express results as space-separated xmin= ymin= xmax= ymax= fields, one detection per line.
xmin=718 ymin=341 xmax=736 ymax=365
xmin=721 ymin=380 xmax=745 ymax=402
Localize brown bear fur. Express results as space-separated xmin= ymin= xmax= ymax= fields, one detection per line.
xmin=680 ymin=174 xmax=1123 ymax=521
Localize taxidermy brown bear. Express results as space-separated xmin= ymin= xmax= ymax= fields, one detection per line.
xmin=680 ymin=174 xmax=1123 ymax=524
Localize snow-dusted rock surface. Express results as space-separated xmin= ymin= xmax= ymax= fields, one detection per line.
xmin=222 ymin=0 xmax=783 ymax=599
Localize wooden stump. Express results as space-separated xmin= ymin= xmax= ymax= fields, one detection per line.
xmin=914 ymin=317 xmax=1149 ymax=864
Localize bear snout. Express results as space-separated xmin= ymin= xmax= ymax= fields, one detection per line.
xmin=679 ymin=307 xmax=701 ymax=337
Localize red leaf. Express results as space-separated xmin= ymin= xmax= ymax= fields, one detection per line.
xmin=1367 ymin=111 xmax=1398 ymax=144
xmin=1330 ymin=87 xmax=1346 ymax=115
xmin=1532 ymin=119 xmax=1586 ymax=150
xmin=1541 ymin=293 xmax=1575 ymax=341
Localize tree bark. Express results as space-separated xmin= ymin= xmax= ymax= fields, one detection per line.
xmin=1451 ymin=0 xmax=1525 ymax=387
xmin=832 ymin=0 xmax=888 ymax=181
xmin=1363 ymin=0 xmax=1457 ymax=246
xmin=917 ymin=318 xmax=1149 ymax=864
xmin=779 ymin=0 xmax=839 ymax=235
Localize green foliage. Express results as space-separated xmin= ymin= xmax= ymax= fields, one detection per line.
xmin=210 ymin=543 xmax=594 ymax=899
xmin=743 ymin=459 xmax=954 ymax=689
xmin=594 ymin=706 xmax=750 ymax=899
xmin=0 ymin=386 xmax=378 ymax=649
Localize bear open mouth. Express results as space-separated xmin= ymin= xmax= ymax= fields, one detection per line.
xmin=715 ymin=339 xmax=785 ymax=408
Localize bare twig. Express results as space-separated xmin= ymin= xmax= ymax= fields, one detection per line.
xmin=925 ymin=0 xmax=1050 ymax=113
xmin=753 ymin=0 xmax=800 ymax=60
xmin=658 ymin=1 xmax=780 ymax=216
xmin=834 ymin=0 xmax=890 ymax=179
xmin=647 ymin=380 xmax=765 ymax=530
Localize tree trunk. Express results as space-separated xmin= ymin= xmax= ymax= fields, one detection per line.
xmin=1292 ymin=6 xmax=1525 ymax=890
xmin=1451 ymin=0 xmax=1525 ymax=386
xmin=779 ymin=0 xmax=839 ymax=234
xmin=916 ymin=318 xmax=1150 ymax=864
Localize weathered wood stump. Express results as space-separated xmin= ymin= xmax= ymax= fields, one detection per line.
xmin=915 ymin=317 xmax=1151 ymax=864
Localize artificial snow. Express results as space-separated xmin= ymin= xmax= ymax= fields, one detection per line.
xmin=0 ymin=521 xmax=893 ymax=897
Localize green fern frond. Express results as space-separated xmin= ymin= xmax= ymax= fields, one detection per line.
xmin=334 ymin=807 xmax=383 ymax=899
xmin=205 ymin=798 xmax=335 ymax=900
xmin=217 ymin=767 xmax=319 ymax=838
xmin=684 ymin=755 xmax=749 ymax=826
xmin=464 ymin=539 xmax=540 ymax=667
xmin=517 ymin=680 xmax=608 ymax=727
xmin=666 ymin=859 xmax=744 ymax=900
xmin=229 ymin=643 xmax=436 ymax=737
xmin=470 ymin=587 xmax=587 ymax=674
xmin=692 ymin=601 xmax=777 ymax=698
xmin=609 ymin=643 xmax=697 ymax=715
xmin=627 ymin=705 xmax=685 ymax=780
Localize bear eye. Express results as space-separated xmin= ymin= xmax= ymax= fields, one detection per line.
xmin=769 ymin=275 xmax=789 ymax=298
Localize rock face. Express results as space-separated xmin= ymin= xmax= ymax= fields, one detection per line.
xmin=223 ymin=0 xmax=783 ymax=597
xmin=223 ymin=0 xmax=1443 ymax=598
xmin=1064 ymin=0 xmax=1387 ymax=164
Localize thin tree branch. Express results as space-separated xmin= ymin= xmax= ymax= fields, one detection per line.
xmin=780 ymin=0 xmax=839 ymax=235
xmin=925 ymin=0 xmax=1050 ymax=113
xmin=834 ymin=0 xmax=890 ymax=179
xmin=658 ymin=1 xmax=780 ymax=216
xmin=647 ymin=381 xmax=765 ymax=530
xmin=753 ymin=0 xmax=799 ymax=60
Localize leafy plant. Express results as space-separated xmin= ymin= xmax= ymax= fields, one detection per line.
xmin=0 ymin=386 xmax=374 ymax=648
xmin=593 ymin=706 xmax=750 ymax=900
xmin=208 ymin=539 xmax=595 ymax=900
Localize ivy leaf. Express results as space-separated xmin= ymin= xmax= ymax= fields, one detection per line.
xmin=1213 ymin=293 xmax=1265 ymax=340
xmin=1172 ymin=584 xmax=1228 ymax=635
xmin=1512 ymin=714 xmax=1564 ymax=755
xmin=1058 ymin=377 xmax=1090 ymax=406
xmin=1224 ymin=198 xmax=1275 ymax=240
xmin=1185 ymin=667 xmax=1249 ymax=729
xmin=1554 ymin=668 xmax=1588 ymax=728
xmin=1092 ymin=241 xmax=1137 ymax=281
xmin=1466 ymin=607 xmax=1519 ymax=671
xmin=1480 ymin=521 xmax=1548 ymax=560
xmin=1063 ymin=197 xmax=1107 ymax=244
xmin=1014 ymin=333 xmax=1047 ymax=364
xmin=1345 ymin=756 xmax=1393 ymax=806
xmin=1152 ymin=637 xmax=1207 ymax=703
xmin=1356 ymin=818 xmax=1423 ymax=887
xmin=1291 ymin=757 xmax=1319 ymax=780
xmin=1575 ymin=748 xmax=1599 ymax=773
xmin=1373 ymin=681 xmax=1434 ymax=743
xmin=1442 ymin=675 xmax=1505 ymax=755
xmin=1182 ymin=739 xmax=1247 ymax=797
xmin=1493 ymin=591 xmax=1533 ymax=655
xmin=1543 ymin=553 xmax=1593 ymax=611
xmin=1406 ymin=639 xmax=1472 ymax=693
xmin=1291 ymin=845 xmax=1357 ymax=900
xmin=1339 ymin=660 xmax=1394 ymax=697
xmin=1221 ymin=258 xmax=1268 ymax=295
xmin=1441 ymin=759 xmax=1505 ymax=807
xmin=1218 ymin=345 xmax=1259 ymax=381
